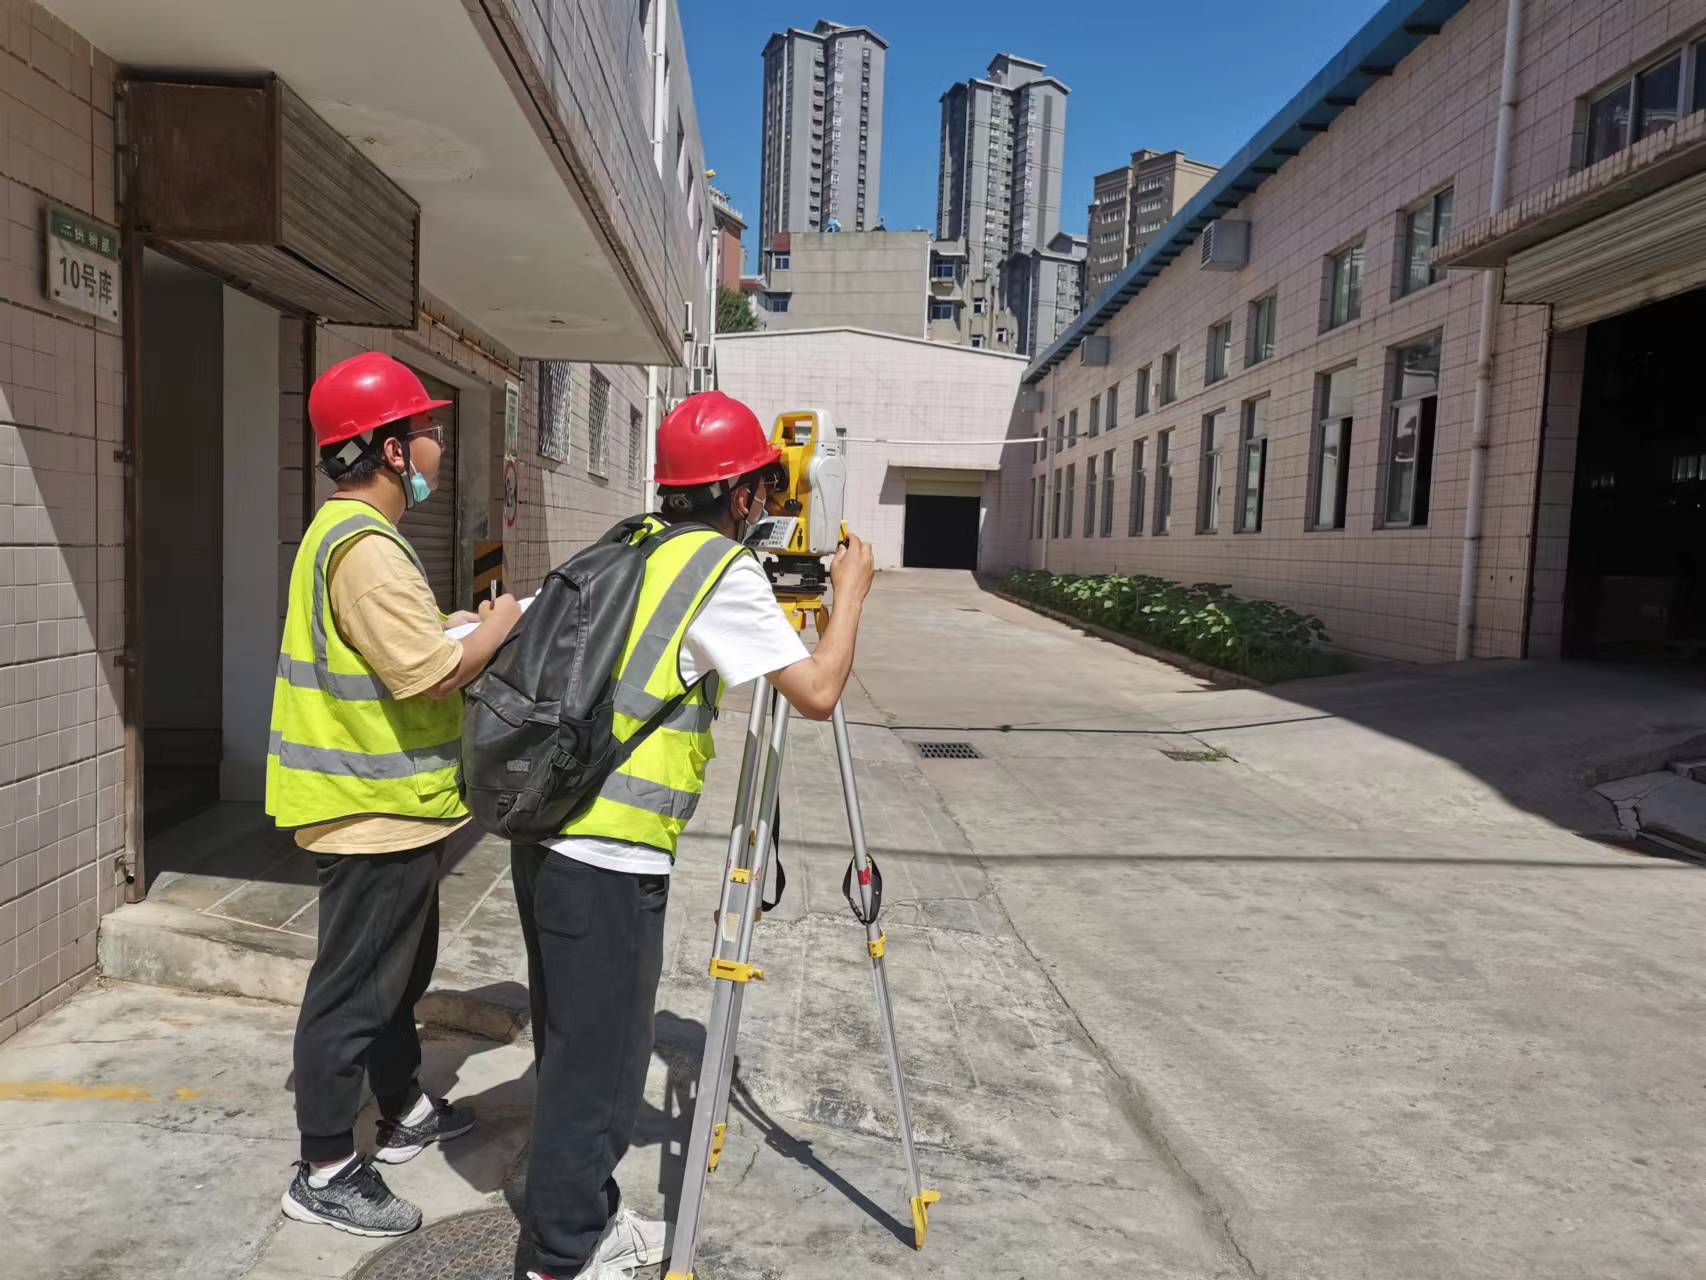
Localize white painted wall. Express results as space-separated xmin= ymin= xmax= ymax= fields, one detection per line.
xmin=714 ymin=328 xmax=1027 ymax=569
xmin=221 ymin=286 xmax=281 ymax=801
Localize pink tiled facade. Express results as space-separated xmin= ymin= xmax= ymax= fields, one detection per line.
xmin=998 ymin=0 xmax=1706 ymax=664
xmin=0 ymin=3 xmax=127 ymax=1038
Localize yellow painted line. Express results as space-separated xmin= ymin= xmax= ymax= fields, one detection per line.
xmin=174 ymin=1087 xmax=205 ymax=1101
xmin=0 ymin=1080 xmax=155 ymax=1102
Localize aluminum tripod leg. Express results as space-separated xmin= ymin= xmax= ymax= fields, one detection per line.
xmin=666 ymin=684 xmax=790 ymax=1280
xmin=830 ymin=702 xmax=941 ymax=1249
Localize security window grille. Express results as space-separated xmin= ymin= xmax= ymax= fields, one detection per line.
xmin=1384 ymin=336 xmax=1441 ymax=527
xmin=1089 ymin=394 xmax=1101 ymax=439
xmin=1313 ymin=367 xmax=1355 ymax=530
xmin=1155 ymin=430 xmax=1174 ymax=534
xmin=1084 ymin=456 xmax=1098 ymax=537
xmin=1328 ymin=244 xmax=1363 ymax=329
xmin=588 ymin=369 xmax=610 ymax=476
xmin=1401 ymin=188 xmax=1454 ymax=295
xmin=1198 ymin=411 xmax=1224 ymax=534
xmin=1100 ymin=448 xmax=1116 ymax=537
xmin=1128 ymin=439 xmax=1147 ymax=536
xmin=1159 ymin=349 xmax=1178 ymax=405
xmin=538 ymin=361 xmax=572 ymax=463
xmin=1238 ymin=398 xmax=1269 ymax=533
xmin=629 ymin=406 xmax=644 ymax=487
xmin=1136 ymin=365 xmax=1151 ymax=416
xmin=1247 ymin=294 xmax=1277 ymax=366
xmin=1206 ymin=320 xmax=1231 ymax=385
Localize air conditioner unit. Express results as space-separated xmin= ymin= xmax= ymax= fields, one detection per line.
xmin=694 ymin=342 xmax=712 ymax=368
xmin=1200 ymin=219 xmax=1250 ymax=270
xmin=690 ymin=366 xmax=714 ymax=394
xmin=1078 ymin=335 xmax=1110 ymax=366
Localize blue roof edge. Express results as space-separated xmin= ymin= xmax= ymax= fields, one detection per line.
xmin=1021 ymin=0 xmax=1472 ymax=384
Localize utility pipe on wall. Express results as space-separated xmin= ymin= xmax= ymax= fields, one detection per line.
xmin=1456 ymin=0 xmax=1524 ymax=660
xmin=644 ymin=0 xmax=670 ymax=493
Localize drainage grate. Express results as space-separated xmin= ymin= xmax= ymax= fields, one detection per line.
xmin=348 ymin=1206 xmax=517 ymax=1279
xmin=1161 ymin=748 xmax=1230 ymax=763
xmin=914 ymin=741 xmax=983 ymax=760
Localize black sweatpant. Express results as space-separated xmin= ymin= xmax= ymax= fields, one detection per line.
xmin=293 ymin=840 xmax=444 ymax=1163
xmin=512 ymin=843 xmax=669 ymax=1277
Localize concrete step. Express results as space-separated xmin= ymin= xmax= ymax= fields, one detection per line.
xmin=1668 ymin=757 xmax=1706 ymax=782
xmin=98 ymin=899 xmax=531 ymax=1043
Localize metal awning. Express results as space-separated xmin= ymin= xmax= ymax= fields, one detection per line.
xmin=1437 ymin=112 xmax=1706 ymax=329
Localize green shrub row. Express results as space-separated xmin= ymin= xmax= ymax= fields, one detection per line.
xmin=1001 ymin=570 xmax=1354 ymax=683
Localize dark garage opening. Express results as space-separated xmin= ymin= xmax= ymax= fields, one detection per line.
xmin=1564 ymin=287 xmax=1706 ymax=660
xmin=903 ymin=494 xmax=981 ymax=569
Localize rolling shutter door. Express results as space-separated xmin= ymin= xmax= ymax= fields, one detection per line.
xmin=398 ymin=367 xmax=458 ymax=611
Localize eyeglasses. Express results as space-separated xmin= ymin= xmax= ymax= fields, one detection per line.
xmin=406 ymin=424 xmax=446 ymax=447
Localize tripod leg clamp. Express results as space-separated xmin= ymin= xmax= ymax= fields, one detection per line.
xmin=664 ymin=1273 xmax=695 ymax=1280
xmin=867 ymin=929 xmax=887 ymax=959
xmin=709 ymin=958 xmax=764 ymax=983
xmin=910 ymin=1188 xmax=941 ymax=1249
xmin=707 ymin=1121 xmax=727 ymax=1172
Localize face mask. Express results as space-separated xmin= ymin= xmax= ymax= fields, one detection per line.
xmin=397 ymin=452 xmax=432 ymax=509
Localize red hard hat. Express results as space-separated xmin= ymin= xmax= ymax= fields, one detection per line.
xmin=308 ymin=352 xmax=451 ymax=448
xmin=655 ymin=392 xmax=781 ymax=487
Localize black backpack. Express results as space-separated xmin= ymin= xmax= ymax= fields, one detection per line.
xmin=458 ymin=515 xmax=722 ymax=843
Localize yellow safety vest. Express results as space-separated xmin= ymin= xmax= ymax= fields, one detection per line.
xmin=265 ymin=498 xmax=467 ymax=829
xmin=559 ymin=518 xmax=751 ymax=857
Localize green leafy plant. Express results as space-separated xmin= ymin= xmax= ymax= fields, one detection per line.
xmin=1002 ymin=570 xmax=1353 ymax=683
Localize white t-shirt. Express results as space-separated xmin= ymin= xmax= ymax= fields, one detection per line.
xmin=546 ymin=556 xmax=810 ymax=875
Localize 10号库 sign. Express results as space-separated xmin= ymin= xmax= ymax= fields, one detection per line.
xmin=46 ymin=208 xmax=121 ymax=324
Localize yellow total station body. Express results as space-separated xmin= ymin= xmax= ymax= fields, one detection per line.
xmin=756 ymin=409 xmax=847 ymax=562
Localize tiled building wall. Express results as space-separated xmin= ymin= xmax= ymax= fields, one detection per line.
xmin=1009 ymin=0 xmax=1706 ymax=663
xmin=0 ymin=3 xmax=126 ymax=1039
xmin=716 ymin=329 xmax=1028 ymax=568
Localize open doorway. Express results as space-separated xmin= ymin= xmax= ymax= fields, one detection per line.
xmin=137 ymin=251 xmax=283 ymax=839
xmin=903 ymin=494 xmax=981 ymax=569
xmin=1564 ymin=287 xmax=1706 ymax=659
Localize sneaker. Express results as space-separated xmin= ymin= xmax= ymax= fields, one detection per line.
xmin=374 ymin=1096 xmax=476 ymax=1164
xmin=591 ymin=1205 xmax=672 ymax=1270
xmin=281 ymin=1157 xmax=421 ymax=1237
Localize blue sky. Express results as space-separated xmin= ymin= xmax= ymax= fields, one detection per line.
xmin=679 ymin=0 xmax=1389 ymax=272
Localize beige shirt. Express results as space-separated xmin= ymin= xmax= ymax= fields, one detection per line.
xmin=296 ymin=521 xmax=470 ymax=854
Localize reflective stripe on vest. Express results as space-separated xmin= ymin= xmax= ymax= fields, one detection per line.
xmin=558 ymin=519 xmax=749 ymax=855
xmin=264 ymin=499 xmax=467 ymax=830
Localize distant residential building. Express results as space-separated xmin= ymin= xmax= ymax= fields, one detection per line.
xmin=937 ymin=53 xmax=1069 ymax=282
xmin=1086 ymin=149 xmax=1218 ymax=296
xmin=927 ymin=239 xmax=1018 ymax=352
xmin=1006 ymin=231 xmax=1087 ymax=356
xmin=759 ymin=20 xmax=887 ymax=245
xmin=710 ymin=186 xmax=747 ymax=292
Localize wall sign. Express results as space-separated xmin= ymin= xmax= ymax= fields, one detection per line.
xmin=503 ymin=457 xmax=518 ymax=529
xmin=504 ymin=380 xmax=521 ymax=457
xmin=46 ymin=208 xmax=121 ymax=324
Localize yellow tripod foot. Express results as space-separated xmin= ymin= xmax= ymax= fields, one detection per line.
xmin=707 ymin=1121 xmax=727 ymax=1172
xmin=663 ymin=1272 xmax=695 ymax=1280
xmin=910 ymin=1188 xmax=941 ymax=1249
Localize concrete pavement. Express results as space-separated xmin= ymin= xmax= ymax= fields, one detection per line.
xmin=7 ymin=568 xmax=1706 ymax=1279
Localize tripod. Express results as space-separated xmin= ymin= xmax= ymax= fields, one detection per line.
xmin=663 ymin=588 xmax=939 ymax=1280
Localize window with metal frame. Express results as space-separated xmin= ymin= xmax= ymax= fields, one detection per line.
xmin=1129 ymin=438 xmax=1147 ymax=536
xmin=1198 ymin=410 xmax=1225 ymax=534
xmin=1063 ymin=462 xmax=1076 ymax=538
xmin=1051 ymin=468 xmax=1063 ymax=538
xmin=1238 ymin=398 xmax=1269 ymax=533
xmin=1106 ymin=382 xmax=1119 ymax=427
xmin=588 ymin=368 xmax=610 ymax=476
xmin=930 ymin=301 xmax=955 ymax=320
xmin=1084 ymin=456 xmax=1098 ymax=537
xmin=1068 ymin=407 xmax=1079 ymax=447
xmin=1247 ymin=293 xmax=1277 ymax=366
xmin=1585 ymin=48 xmax=1690 ymax=166
xmin=538 ymin=361 xmax=572 ymax=463
xmin=629 ymin=406 xmax=644 ymax=487
xmin=1159 ymin=349 xmax=1178 ymax=405
xmin=1383 ymin=336 xmax=1441 ymax=527
xmin=1327 ymin=244 xmax=1363 ymax=329
xmin=1136 ymin=364 xmax=1151 ymax=416
xmin=1313 ymin=367 xmax=1355 ymax=530
xmin=1205 ymin=319 xmax=1231 ymax=385
xmin=1089 ymin=394 xmax=1101 ymax=439
xmin=1055 ymin=416 xmax=1065 ymax=454
xmin=1401 ymin=187 xmax=1454 ymax=296
xmin=1154 ymin=430 xmax=1174 ymax=534
xmin=1100 ymin=447 xmax=1116 ymax=537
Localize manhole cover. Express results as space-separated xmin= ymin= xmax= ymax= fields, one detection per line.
xmin=347 ymin=1205 xmax=519 ymax=1280
xmin=914 ymin=741 xmax=982 ymax=760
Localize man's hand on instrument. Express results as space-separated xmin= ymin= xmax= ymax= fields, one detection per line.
xmin=829 ymin=532 xmax=874 ymax=606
